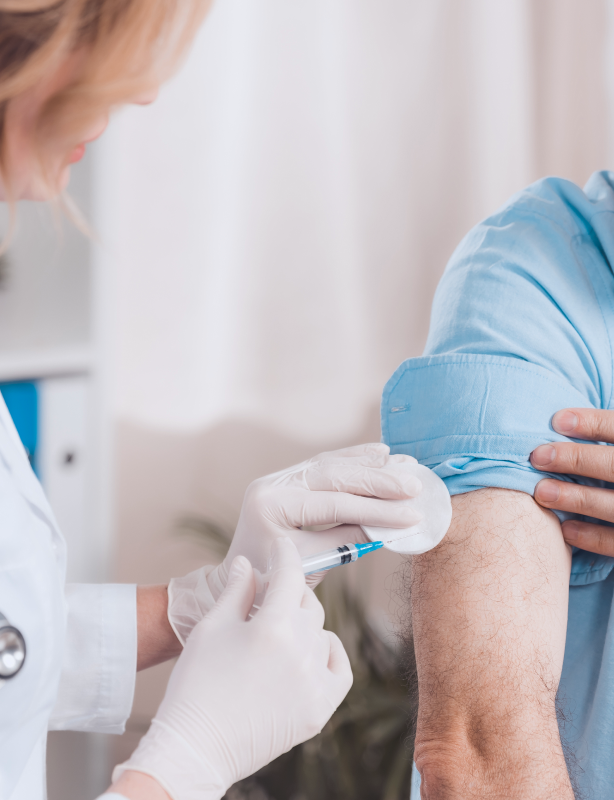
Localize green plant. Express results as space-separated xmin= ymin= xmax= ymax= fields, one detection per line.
xmin=176 ymin=516 xmax=417 ymax=800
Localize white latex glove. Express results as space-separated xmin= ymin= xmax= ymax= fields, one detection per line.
xmin=168 ymin=443 xmax=420 ymax=644
xmin=113 ymin=539 xmax=352 ymax=800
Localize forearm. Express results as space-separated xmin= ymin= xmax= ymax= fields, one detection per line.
xmin=410 ymin=489 xmax=573 ymax=798
xmin=137 ymin=585 xmax=182 ymax=671
xmin=107 ymin=770 xmax=171 ymax=800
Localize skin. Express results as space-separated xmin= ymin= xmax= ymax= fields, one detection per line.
xmin=0 ymin=51 xmax=156 ymax=200
xmin=2 ymin=50 xmax=171 ymax=800
xmin=532 ymin=408 xmax=614 ymax=555
xmin=411 ymin=489 xmax=573 ymax=799
xmin=111 ymin=770 xmax=171 ymax=800
xmin=110 ymin=592 xmax=177 ymax=793
xmin=136 ymin=586 xmax=182 ymax=671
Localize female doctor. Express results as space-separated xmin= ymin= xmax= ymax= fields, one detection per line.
xmin=0 ymin=2 xmax=422 ymax=800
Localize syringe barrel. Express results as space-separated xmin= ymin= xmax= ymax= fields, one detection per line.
xmin=301 ymin=543 xmax=358 ymax=576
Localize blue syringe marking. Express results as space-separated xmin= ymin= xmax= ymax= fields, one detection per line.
xmin=300 ymin=540 xmax=384 ymax=576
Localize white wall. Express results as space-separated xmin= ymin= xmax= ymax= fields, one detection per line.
xmin=0 ymin=161 xmax=91 ymax=356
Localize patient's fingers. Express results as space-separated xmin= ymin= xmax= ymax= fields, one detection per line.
xmin=531 ymin=441 xmax=614 ymax=482
xmin=551 ymin=408 xmax=614 ymax=443
xmin=534 ymin=479 xmax=614 ymax=524
xmin=561 ymin=520 xmax=614 ymax=556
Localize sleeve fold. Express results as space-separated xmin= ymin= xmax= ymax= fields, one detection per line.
xmin=381 ymin=353 xmax=614 ymax=586
xmin=48 ymin=583 xmax=137 ymax=734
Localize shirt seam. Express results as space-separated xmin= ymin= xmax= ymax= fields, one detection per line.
xmin=393 ymin=433 xmax=558 ymax=445
xmin=570 ymin=229 xmax=614 ymax=408
xmin=491 ymin=198 xmax=600 ymax=242
xmin=489 ymin=191 xmax=614 ymax=244
xmin=385 ymin=358 xmax=589 ymax=403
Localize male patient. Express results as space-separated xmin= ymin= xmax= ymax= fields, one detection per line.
xmin=383 ymin=172 xmax=614 ymax=799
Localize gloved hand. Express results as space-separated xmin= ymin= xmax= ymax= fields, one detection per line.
xmin=112 ymin=539 xmax=353 ymax=800
xmin=168 ymin=443 xmax=421 ymax=644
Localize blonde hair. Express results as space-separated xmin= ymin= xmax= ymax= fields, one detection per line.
xmin=0 ymin=0 xmax=210 ymax=198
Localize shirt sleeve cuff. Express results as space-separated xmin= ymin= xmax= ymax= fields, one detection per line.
xmin=381 ymin=353 xmax=614 ymax=586
xmin=49 ymin=583 xmax=137 ymax=734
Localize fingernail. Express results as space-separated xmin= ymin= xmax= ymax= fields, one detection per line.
xmin=531 ymin=445 xmax=556 ymax=467
xmin=552 ymin=410 xmax=578 ymax=434
xmin=271 ymin=536 xmax=293 ymax=562
xmin=275 ymin=536 xmax=292 ymax=549
xmin=228 ymin=556 xmax=249 ymax=581
xmin=388 ymin=454 xmax=417 ymax=464
xmin=399 ymin=476 xmax=422 ymax=494
xmin=535 ymin=480 xmax=560 ymax=503
xmin=563 ymin=521 xmax=580 ymax=542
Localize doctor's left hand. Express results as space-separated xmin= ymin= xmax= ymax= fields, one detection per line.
xmin=168 ymin=443 xmax=421 ymax=644
xmin=532 ymin=408 xmax=614 ymax=555
xmin=110 ymin=539 xmax=353 ymax=800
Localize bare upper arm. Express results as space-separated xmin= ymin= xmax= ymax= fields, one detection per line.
xmin=410 ymin=488 xmax=573 ymax=799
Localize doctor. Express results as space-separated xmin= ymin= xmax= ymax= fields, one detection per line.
xmin=0 ymin=2 xmax=422 ymax=800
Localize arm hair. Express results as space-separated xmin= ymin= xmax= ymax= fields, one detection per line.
xmin=409 ymin=489 xmax=574 ymax=799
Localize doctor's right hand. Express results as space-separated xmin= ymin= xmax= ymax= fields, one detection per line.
xmin=110 ymin=538 xmax=352 ymax=800
xmin=168 ymin=443 xmax=421 ymax=644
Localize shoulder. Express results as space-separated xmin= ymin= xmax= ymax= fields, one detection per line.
xmin=455 ymin=171 xmax=614 ymax=259
xmin=426 ymin=171 xmax=614 ymax=409
xmin=493 ymin=171 xmax=614 ymax=227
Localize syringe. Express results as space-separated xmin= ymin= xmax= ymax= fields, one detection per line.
xmin=300 ymin=540 xmax=384 ymax=576
xmin=257 ymin=540 xmax=384 ymax=587
xmin=250 ymin=541 xmax=384 ymax=616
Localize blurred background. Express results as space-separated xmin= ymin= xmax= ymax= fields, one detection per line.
xmin=0 ymin=0 xmax=611 ymax=798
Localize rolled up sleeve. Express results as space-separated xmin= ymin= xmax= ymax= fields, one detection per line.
xmin=382 ymin=356 xmax=614 ymax=587
xmin=383 ymin=353 xmax=593 ymax=491
xmin=49 ymin=583 xmax=137 ymax=734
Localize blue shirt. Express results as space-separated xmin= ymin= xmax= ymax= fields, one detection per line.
xmin=382 ymin=171 xmax=614 ymax=798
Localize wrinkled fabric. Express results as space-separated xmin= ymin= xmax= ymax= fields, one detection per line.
xmin=382 ymin=172 xmax=614 ymax=798
xmin=49 ymin=583 xmax=137 ymax=734
xmin=168 ymin=565 xmax=216 ymax=646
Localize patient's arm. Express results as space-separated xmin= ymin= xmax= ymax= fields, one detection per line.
xmin=410 ymin=489 xmax=573 ymax=799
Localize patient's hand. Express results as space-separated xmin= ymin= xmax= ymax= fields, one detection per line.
xmin=409 ymin=489 xmax=573 ymax=799
xmin=532 ymin=408 xmax=614 ymax=556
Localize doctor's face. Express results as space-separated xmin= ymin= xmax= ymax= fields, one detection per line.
xmin=0 ymin=52 xmax=158 ymax=202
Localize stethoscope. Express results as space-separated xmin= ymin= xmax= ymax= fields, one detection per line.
xmin=0 ymin=613 xmax=25 ymax=683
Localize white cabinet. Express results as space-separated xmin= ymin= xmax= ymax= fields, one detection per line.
xmin=39 ymin=375 xmax=94 ymax=583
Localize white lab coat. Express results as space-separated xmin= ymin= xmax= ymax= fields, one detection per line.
xmin=0 ymin=398 xmax=137 ymax=800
